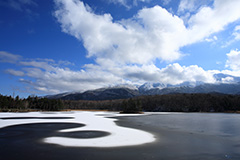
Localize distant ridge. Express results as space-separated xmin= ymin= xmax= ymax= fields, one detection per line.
xmin=46 ymin=83 xmax=240 ymax=101
xmin=47 ymin=87 xmax=140 ymax=100
xmin=46 ymin=73 xmax=240 ymax=100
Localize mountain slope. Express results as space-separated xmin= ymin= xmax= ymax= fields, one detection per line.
xmin=46 ymin=75 xmax=240 ymax=100
xmin=48 ymin=87 xmax=140 ymax=100
xmin=142 ymin=83 xmax=240 ymax=95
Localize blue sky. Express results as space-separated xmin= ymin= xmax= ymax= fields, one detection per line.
xmin=1 ymin=0 xmax=240 ymax=97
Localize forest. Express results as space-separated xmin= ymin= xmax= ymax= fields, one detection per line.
xmin=1 ymin=93 xmax=240 ymax=113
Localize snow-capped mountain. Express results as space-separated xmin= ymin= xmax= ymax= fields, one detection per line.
xmin=47 ymin=87 xmax=139 ymax=100
xmin=46 ymin=74 xmax=240 ymax=100
xmin=214 ymin=73 xmax=240 ymax=83
xmin=138 ymin=82 xmax=167 ymax=92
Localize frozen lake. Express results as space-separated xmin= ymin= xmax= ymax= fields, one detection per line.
xmin=134 ymin=112 xmax=240 ymax=138
xmin=0 ymin=111 xmax=240 ymax=160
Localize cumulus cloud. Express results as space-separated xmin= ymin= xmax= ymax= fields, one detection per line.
xmin=4 ymin=49 xmax=240 ymax=95
xmin=83 ymin=61 xmax=217 ymax=86
xmin=1 ymin=51 xmax=219 ymax=94
xmin=225 ymin=49 xmax=240 ymax=71
xmin=221 ymin=76 xmax=235 ymax=84
xmin=186 ymin=0 xmax=240 ymax=45
xmin=21 ymin=66 xmax=124 ymax=94
xmin=205 ymin=35 xmax=218 ymax=42
xmin=122 ymin=63 xmax=216 ymax=85
xmin=232 ymin=25 xmax=240 ymax=41
xmin=6 ymin=57 xmax=126 ymax=94
xmin=54 ymin=0 xmax=186 ymax=64
xmin=19 ymin=62 xmax=216 ymax=94
xmin=54 ymin=0 xmax=240 ymax=67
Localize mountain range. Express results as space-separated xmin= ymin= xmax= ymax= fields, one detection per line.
xmin=46 ymin=73 xmax=240 ymax=100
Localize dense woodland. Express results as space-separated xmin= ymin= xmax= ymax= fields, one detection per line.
xmin=1 ymin=93 xmax=240 ymax=112
xmin=0 ymin=95 xmax=64 ymax=112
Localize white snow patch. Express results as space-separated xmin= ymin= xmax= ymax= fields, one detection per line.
xmin=0 ymin=111 xmax=155 ymax=148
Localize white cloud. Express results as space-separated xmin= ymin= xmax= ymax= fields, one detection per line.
xmin=1 ymin=51 xmax=218 ymax=94
xmin=3 ymin=50 xmax=240 ymax=95
xmin=19 ymin=58 xmax=73 ymax=71
xmin=15 ymin=60 xmax=125 ymax=94
xmin=221 ymin=76 xmax=234 ymax=84
xmin=122 ymin=63 xmax=216 ymax=85
xmin=187 ymin=0 xmax=240 ymax=45
xmin=0 ymin=51 xmax=21 ymax=63
xmin=5 ymin=69 xmax=25 ymax=76
xmin=85 ymin=62 xmax=217 ymax=86
xmin=54 ymin=0 xmax=240 ymax=68
xmin=233 ymin=25 xmax=240 ymax=41
xmin=225 ymin=49 xmax=240 ymax=71
xmin=26 ymin=62 xmax=217 ymax=94
xmin=235 ymin=25 xmax=240 ymax=31
xmin=54 ymin=0 xmax=187 ymax=64
xmin=205 ymin=35 xmax=218 ymax=42
xmin=25 ymin=67 xmax=124 ymax=94
xmin=161 ymin=63 xmax=216 ymax=84
xmin=20 ymin=61 xmax=55 ymax=71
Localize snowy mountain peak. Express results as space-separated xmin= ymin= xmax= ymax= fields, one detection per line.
xmin=108 ymin=84 xmax=138 ymax=90
xmin=138 ymin=82 xmax=167 ymax=92
xmin=214 ymin=73 xmax=240 ymax=83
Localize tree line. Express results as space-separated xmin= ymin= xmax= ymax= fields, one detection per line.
xmin=0 ymin=95 xmax=64 ymax=112
xmin=1 ymin=93 xmax=240 ymax=112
